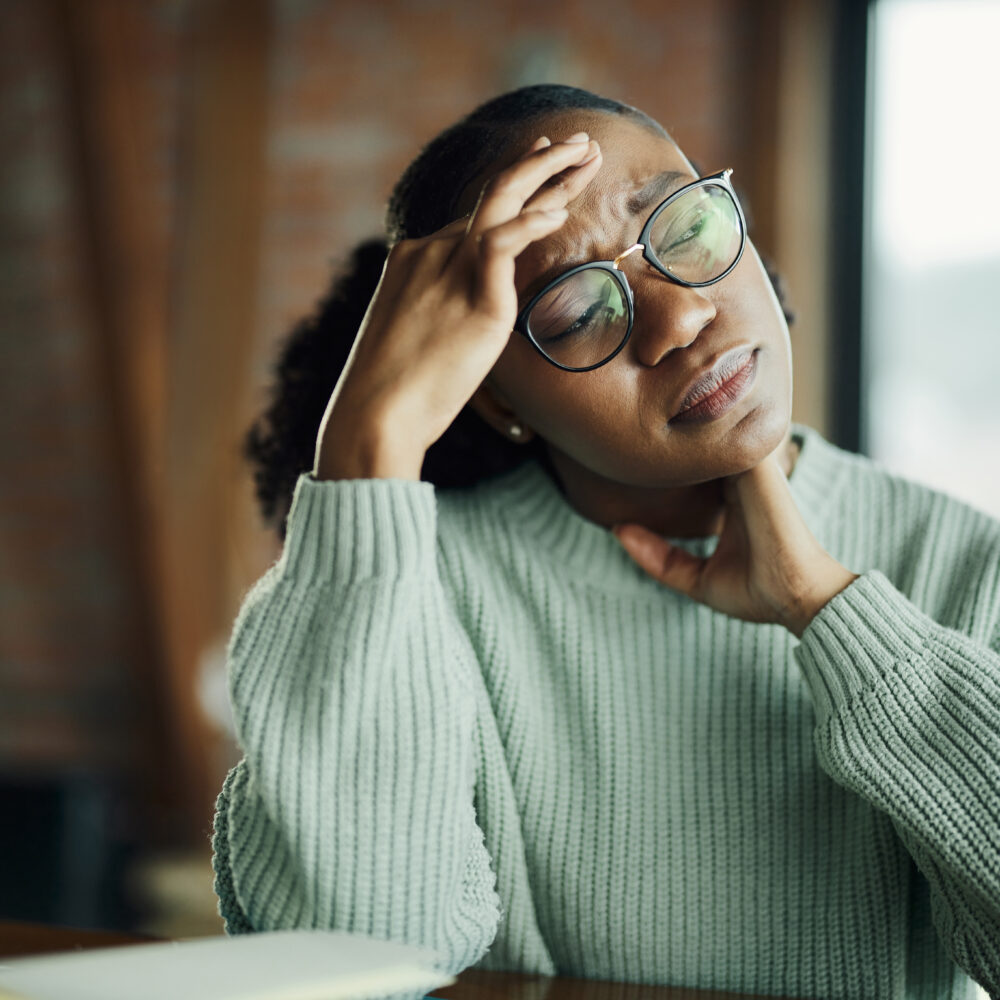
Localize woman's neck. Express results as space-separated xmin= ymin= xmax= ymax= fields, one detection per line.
xmin=543 ymin=429 xmax=801 ymax=538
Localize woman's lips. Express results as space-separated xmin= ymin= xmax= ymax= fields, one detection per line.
xmin=669 ymin=349 xmax=759 ymax=425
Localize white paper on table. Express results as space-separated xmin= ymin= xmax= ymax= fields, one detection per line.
xmin=0 ymin=929 xmax=454 ymax=1000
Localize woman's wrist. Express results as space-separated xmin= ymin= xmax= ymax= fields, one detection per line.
xmin=781 ymin=563 xmax=860 ymax=639
xmin=315 ymin=404 xmax=426 ymax=482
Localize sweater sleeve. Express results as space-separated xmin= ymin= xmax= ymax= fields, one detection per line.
xmin=794 ymin=569 xmax=1000 ymax=998
xmin=211 ymin=473 xmax=501 ymax=979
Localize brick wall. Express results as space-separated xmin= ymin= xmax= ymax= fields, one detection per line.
xmin=1 ymin=0 xmax=808 ymax=842
xmin=255 ymin=0 xmax=755 ymax=385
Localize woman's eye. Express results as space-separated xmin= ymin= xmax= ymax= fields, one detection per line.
xmin=658 ymin=211 xmax=708 ymax=253
xmin=540 ymin=298 xmax=610 ymax=345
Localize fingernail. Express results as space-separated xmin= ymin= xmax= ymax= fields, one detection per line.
xmin=540 ymin=208 xmax=568 ymax=220
xmin=578 ymin=142 xmax=602 ymax=165
xmin=536 ymin=135 xmax=551 ymax=147
xmin=564 ymin=131 xmax=589 ymax=143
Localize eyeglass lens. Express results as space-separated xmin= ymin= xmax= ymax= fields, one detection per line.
xmin=525 ymin=182 xmax=742 ymax=370
xmin=646 ymin=183 xmax=742 ymax=284
xmin=525 ymin=268 xmax=630 ymax=371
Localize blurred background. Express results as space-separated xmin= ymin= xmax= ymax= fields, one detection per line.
xmin=1 ymin=0 xmax=997 ymax=941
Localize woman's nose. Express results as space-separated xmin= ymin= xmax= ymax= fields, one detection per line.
xmin=627 ymin=271 xmax=717 ymax=367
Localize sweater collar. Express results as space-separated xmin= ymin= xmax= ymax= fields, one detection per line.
xmin=478 ymin=423 xmax=849 ymax=587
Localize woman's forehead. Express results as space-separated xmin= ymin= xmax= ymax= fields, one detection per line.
xmin=511 ymin=114 xmax=697 ymax=295
xmin=526 ymin=109 xmax=693 ymax=192
xmin=455 ymin=110 xmax=693 ymax=221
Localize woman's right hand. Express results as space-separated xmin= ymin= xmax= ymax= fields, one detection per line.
xmin=314 ymin=132 xmax=603 ymax=481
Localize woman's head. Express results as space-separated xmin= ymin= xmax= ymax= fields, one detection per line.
xmin=461 ymin=107 xmax=794 ymax=500
xmin=385 ymin=85 xmax=669 ymax=243
xmin=245 ymin=84 xmax=795 ymax=536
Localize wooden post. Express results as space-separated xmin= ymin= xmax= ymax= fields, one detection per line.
xmin=50 ymin=0 xmax=180 ymax=834
xmin=52 ymin=0 xmax=272 ymax=841
xmin=163 ymin=0 xmax=271 ymax=835
xmin=739 ymin=0 xmax=836 ymax=439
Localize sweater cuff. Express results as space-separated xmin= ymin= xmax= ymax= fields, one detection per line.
xmin=278 ymin=472 xmax=438 ymax=588
xmin=794 ymin=569 xmax=932 ymax=725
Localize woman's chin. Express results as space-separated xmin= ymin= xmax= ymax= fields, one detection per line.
xmin=656 ymin=398 xmax=793 ymax=486
xmin=717 ymin=396 xmax=793 ymax=471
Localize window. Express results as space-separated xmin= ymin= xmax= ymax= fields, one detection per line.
xmin=864 ymin=0 xmax=1000 ymax=519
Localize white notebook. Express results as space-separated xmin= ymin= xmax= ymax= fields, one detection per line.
xmin=0 ymin=929 xmax=454 ymax=1000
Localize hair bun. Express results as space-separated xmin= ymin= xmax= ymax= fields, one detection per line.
xmin=243 ymin=237 xmax=388 ymax=537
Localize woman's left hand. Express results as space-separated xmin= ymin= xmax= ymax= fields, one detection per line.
xmin=612 ymin=449 xmax=859 ymax=638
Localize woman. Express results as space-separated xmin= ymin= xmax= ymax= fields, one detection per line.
xmin=212 ymin=85 xmax=1000 ymax=999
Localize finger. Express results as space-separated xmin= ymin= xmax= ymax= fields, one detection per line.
xmin=383 ymin=220 xmax=466 ymax=282
xmin=472 ymin=209 xmax=570 ymax=311
xmin=612 ymin=523 xmax=706 ymax=598
xmin=522 ymin=145 xmax=604 ymax=215
xmin=475 ymin=208 xmax=569 ymax=263
xmin=467 ymin=135 xmax=599 ymax=236
xmin=411 ymin=137 xmax=568 ymax=243
xmin=732 ymin=453 xmax=816 ymax=555
xmin=425 ymin=214 xmax=473 ymax=241
xmin=734 ymin=453 xmax=800 ymax=525
xmin=405 ymin=214 xmax=476 ymax=276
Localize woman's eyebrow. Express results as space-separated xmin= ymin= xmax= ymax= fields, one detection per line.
xmin=626 ymin=169 xmax=691 ymax=215
xmin=516 ymin=169 xmax=694 ymax=308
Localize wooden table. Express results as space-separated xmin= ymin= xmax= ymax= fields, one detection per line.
xmin=0 ymin=920 xmax=786 ymax=999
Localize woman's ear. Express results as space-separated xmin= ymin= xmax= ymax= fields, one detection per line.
xmin=468 ymin=380 xmax=536 ymax=444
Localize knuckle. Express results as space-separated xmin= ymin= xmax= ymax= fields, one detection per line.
xmin=483 ymin=172 xmax=516 ymax=198
xmin=478 ymin=230 xmax=507 ymax=256
xmin=389 ymin=237 xmax=420 ymax=258
xmin=424 ymin=230 xmax=458 ymax=252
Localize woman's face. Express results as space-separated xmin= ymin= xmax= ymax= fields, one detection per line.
xmin=478 ymin=110 xmax=794 ymax=491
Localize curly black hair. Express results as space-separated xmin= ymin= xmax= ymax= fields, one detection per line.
xmin=244 ymin=84 xmax=794 ymax=538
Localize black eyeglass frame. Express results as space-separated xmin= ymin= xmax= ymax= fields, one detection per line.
xmin=513 ymin=168 xmax=747 ymax=373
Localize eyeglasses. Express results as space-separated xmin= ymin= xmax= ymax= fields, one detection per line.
xmin=513 ymin=168 xmax=747 ymax=372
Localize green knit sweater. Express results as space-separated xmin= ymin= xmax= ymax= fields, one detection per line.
xmin=212 ymin=423 xmax=1000 ymax=1000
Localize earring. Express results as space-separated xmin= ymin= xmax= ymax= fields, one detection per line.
xmin=508 ymin=423 xmax=524 ymax=439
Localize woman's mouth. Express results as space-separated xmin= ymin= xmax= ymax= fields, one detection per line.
xmin=669 ymin=349 xmax=759 ymax=425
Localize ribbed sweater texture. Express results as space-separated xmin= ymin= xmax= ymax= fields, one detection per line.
xmin=212 ymin=423 xmax=1000 ymax=999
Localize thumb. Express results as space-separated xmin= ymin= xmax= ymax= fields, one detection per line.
xmin=612 ymin=523 xmax=703 ymax=596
